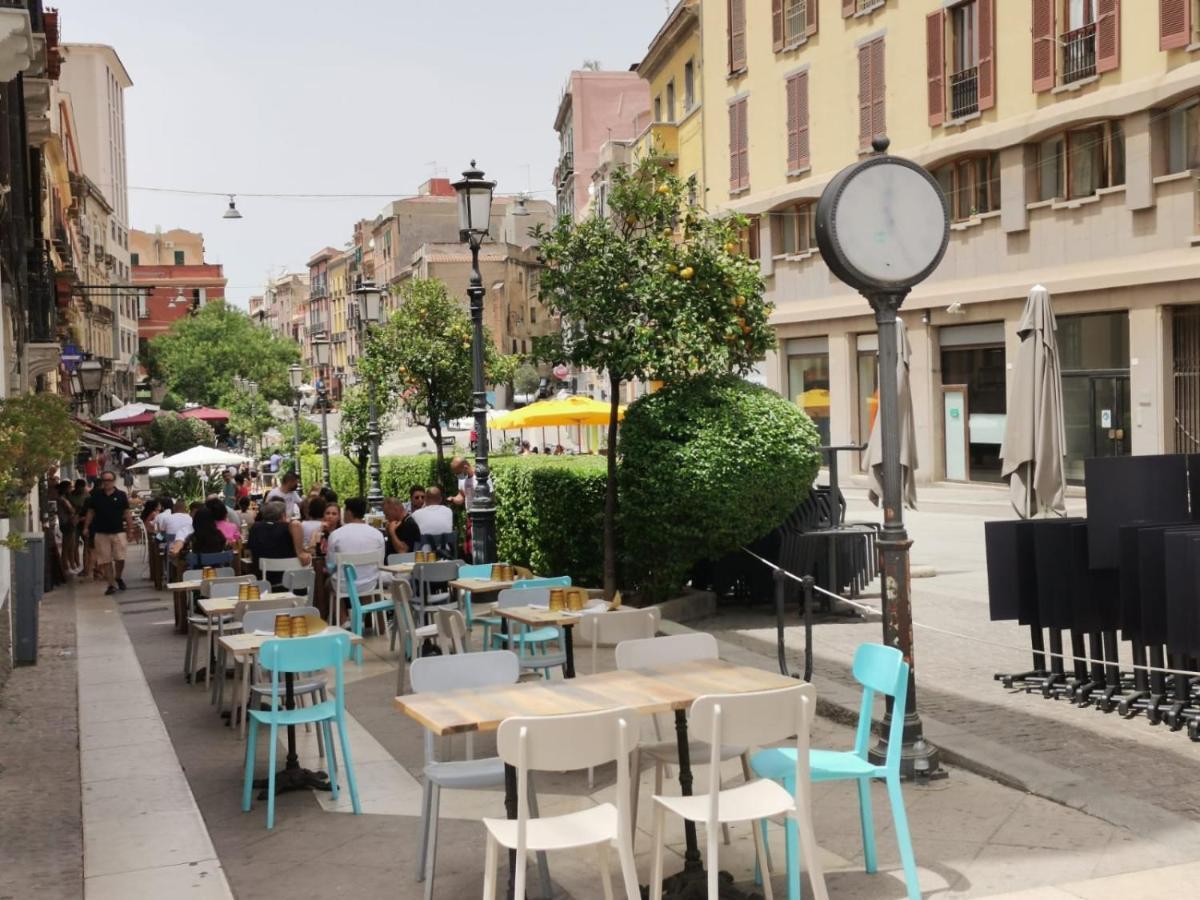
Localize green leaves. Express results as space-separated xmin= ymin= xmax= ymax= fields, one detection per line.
xmin=0 ymin=394 xmax=80 ymax=522
xmin=144 ymin=413 xmax=218 ymax=456
xmin=147 ymin=301 xmax=300 ymax=406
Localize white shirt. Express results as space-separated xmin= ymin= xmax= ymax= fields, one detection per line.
xmin=266 ymin=487 xmax=302 ymax=519
xmin=327 ymin=522 xmax=386 ymax=593
xmin=411 ymin=504 xmax=453 ymax=538
xmin=458 ymin=474 xmax=476 ymax=509
xmin=300 ymin=519 xmax=323 ymax=548
xmin=157 ymin=511 xmax=194 ymax=543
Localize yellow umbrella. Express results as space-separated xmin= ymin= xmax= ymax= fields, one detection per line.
xmin=491 ymin=395 xmax=626 ymax=430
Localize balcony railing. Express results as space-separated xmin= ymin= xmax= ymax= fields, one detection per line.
xmin=1062 ymin=23 xmax=1096 ymax=84
xmin=950 ymin=66 xmax=979 ymax=119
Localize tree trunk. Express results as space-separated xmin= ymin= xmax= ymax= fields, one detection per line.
xmin=604 ymin=373 xmax=621 ymax=602
xmin=431 ymin=423 xmax=445 ymax=474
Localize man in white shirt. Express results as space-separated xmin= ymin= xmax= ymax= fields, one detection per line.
xmin=266 ymin=472 xmax=302 ymax=520
xmin=156 ymin=499 xmax=194 ymax=544
xmin=327 ymin=496 xmax=387 ymax=595
xmin=449 ymin=457 xmax=475 ymax=511
xmin=411 ymin=485 xmax=454 ymax=537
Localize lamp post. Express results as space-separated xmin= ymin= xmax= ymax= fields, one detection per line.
xmin=288 ymin=364 xmax=303 ymax=482
xmin=453 ymin=161 xmax=497 ymax=565
xmin=246 ymin=379 xmax=259 ymax=463
xmin=815 ymin=137 xmax=950 ymax=778
xmin=313 ymin=336 xmax=333 ymax=487
xmin=352 ymin=279 xmax=384 ymax=512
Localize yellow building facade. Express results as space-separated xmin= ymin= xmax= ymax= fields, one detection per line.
xmin=692 ymin=0 xmax=1200 ymax=485
xmin=327 ymin=249 xmax=352 ymax=393
xmin=636 ymin=0 xmax=705 ymax=203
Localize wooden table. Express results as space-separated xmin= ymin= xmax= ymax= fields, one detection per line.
xmin=494 ymin=605 xmax=607 ymax=679
xmin=197 ymin=591 xmax=297 ymax=621
xmin=380 ymin=562 xmax=415 ymax=576
xmin=397 ymin=658 xmax=796 ymax=898
xmin=448 ymin=577 xmax=514 ymax=594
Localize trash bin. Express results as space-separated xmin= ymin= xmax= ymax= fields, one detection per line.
xmin=12 ymin=533 xmax=45 ymax=666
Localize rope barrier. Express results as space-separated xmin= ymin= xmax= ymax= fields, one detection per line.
xmin=740 ymin=547 xmax=1200 ymax=681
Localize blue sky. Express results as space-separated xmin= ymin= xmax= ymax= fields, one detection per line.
xmin=63 ymin=0 xmax=671 ymax=305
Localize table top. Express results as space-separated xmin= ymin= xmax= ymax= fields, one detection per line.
xmin=218 ymin=625 xmax=362 ymax=655
xmin=197 ymin=592 xmax=297 ymax=617
xmin=496 ymin=604 xmax=609 ymax=627
xmin=449 ymin=578 xmax=514 ymax=593
xmin=395 ymin=658 xmax=797 ymax=736
xmin=380 ymin=562 xmax=415 ymax=575
xmin=168 ymin=580 xmax=202 ymax=592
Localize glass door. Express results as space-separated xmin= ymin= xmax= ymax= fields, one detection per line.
xmin=1063 ymin=374 xmax=1130 ymax=482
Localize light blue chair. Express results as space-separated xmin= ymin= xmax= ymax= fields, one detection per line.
xmin=343 ymin=564 xmax=393 ymax=665
xmin=241 ymin=630 xmax=361 ymax=829
xmin=489 ymin=576 xmax=572 ymax=653
xmin=751 ymin=643 xmax=919 ymax=900
xmin=457 ymin=563 xmax=496 ymax=633
xmin=492 ymin=588 xmax=567 ymax=679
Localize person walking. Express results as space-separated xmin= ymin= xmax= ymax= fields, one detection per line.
xmin=82 ymin=472 xmax=132 ymax=595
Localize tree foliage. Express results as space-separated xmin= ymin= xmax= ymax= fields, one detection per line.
xmin=513 ymin=363 xmax=541 ymax=396
xmin=145 ymin=412 xmax=217 ymax=456
xmin=361 ymin=278 xmax=517 ymax=470
xmin=532 ymin=155 xmax=775 ymax=599
xmin=620 ymin=375 xmax=822 ymax=601
xmin=335 ymin=385 xmax=376 ymax=496
xmin=225 ymin=392 xmax=276 ymax=454
xmin=0 ymin=395 xmax=81 ymax=541
xmin=147 ymin=301 xmax=300 ymax=406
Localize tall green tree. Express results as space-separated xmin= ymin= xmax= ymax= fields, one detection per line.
xmin=147 ymin=301 xmax=300 ymax=405
xmin=335 ymin=385 xmax=375 ymax=496
xmin=225 ymin=392 xmax=275 ymax=458
xmin=145 ymin=412 xmax=218 ymax=456
xmin=533 ymin=155 xmax=774 ymax=599
xmin=361 ymin=278 xmax=517 ymax=471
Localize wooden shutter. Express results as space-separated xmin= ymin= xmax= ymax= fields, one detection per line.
xmin=1032 ymin=0 xmax=1056 ymax=92
xmin=729 ymin=0 xmax=747 ymax=72
xmin=1161 ymin=0 xmax=1192 ymax=50
xmin=870 ymin=39 xmax=886 ymax=142
xmin=843 ymin=0 xmax=855 ymax=16
xmin=729 ymin=102 xmax=741 ymax=189
xmin=738 ymin=99 xmax=750 ymax=189
xmin=786 ymin=76 xmax=800 ymax=169
xmin=1097 ymin=0 xmax=1121 ymax=73
xmin=858 ymin=44 xmax=872 ymax=147
xmin=978 ymin=0 xmax=996 ymax=110
xmin=773 ymin=0 xmax=784 ymax=51
xmin=807 ymin=0 xmax=819 ymax=36
xmin=795 ymin=72 xmax=810 ymax=168
xmin=927 ymin=10 xmax=946 ymax=126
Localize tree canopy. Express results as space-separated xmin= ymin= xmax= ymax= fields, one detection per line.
xmin=361 ymin=278 xmax=517 ymax=469
xmin=532 ymin=155 xmax=775 ymax=598
xmin=335 ymin=384 xmax=377 ymax=496
xmin=147 ymin=301 xmax=300 ymax=406
xmin=145 ymin=412 xmax=218 ymax=456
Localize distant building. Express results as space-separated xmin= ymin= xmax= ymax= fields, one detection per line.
xmin=130 ymin=228 xmax=228 ymax=354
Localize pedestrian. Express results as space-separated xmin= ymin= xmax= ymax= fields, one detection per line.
xmin=265 ymin=472 xmax=302 ymax=519
xmin=55 ymin=481 xmax=78 ymax=572
xmin=82 ymin=471 xmax=132 ymax=595
xmin=222 ymin=469 xmax=238 ymax=509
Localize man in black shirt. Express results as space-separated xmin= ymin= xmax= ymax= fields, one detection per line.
xmin=83 ymin=472 xmax=132 ymax=595
xmin=382 ymin=498 xmax=421 ymax=555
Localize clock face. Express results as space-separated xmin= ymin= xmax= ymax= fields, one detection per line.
xmin=830 ymin=162 xmax=948 ymax=289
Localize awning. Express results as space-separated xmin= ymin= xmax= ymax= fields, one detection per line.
xmin=74 ymin=416 xmax=135 ymax=453
xmin=114 ymin=412 xmax=156 ymax=427
xmin=181 ymin=406 xmax=230 ymax=423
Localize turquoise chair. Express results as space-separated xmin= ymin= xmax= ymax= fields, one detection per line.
xmin=489 ymin=576 xmax=572 ymax=653
xmin=343 ymin=563 xmax=393 ymax=665
xmin=751 ymin=643 xmax=919 ymax=900
xmin=457 ymin=563 xmax=496 ymax=634
xmin=241 ymin=630 xmax=361 ymax=829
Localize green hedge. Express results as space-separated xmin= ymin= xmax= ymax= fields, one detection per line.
xmin=299 ymin=454 xmax=457 ymax=501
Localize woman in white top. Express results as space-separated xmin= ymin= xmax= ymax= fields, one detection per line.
xmin=301 ymin=496 xmax=327 ymax=550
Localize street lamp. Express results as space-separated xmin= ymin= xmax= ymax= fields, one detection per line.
xmin=77 ymin=357 xmax=105 ymax=417
xmin=816 ymin=136 xmax=950 ymax=778
xmin=352 ymin=279 xmax=385 ymax=512
xmin=313 ymin=337 xmax=332 ymax=487
xmin=452 ymin=160 xmax=497 ymax=565
xmin=289 ymin=363 xmax=303 ymax=483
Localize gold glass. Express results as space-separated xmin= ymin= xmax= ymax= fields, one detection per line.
xmin=567 ymin=589 xmax=584 ymax=611
xmin=202 ymin=567 xmax=215 ymax=580
xmin=491 ymin=564 xmax=503 ymax=581
xmin=238 ymin=583 xmax=249 ymax=601
xmin=292 ymin=616 xmax=309 ymax=638
xmin=273 ymin=614 xmax=292 ymax=637
xmin=549 ymin=588 xmax=565 ymax=612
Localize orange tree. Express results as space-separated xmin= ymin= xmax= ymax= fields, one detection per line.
xmin=533 ymin=156 xmax=773 ymax=600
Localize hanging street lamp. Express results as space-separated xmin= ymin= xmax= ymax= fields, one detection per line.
xmin=313 ymin=336 xmax=333 ymax=488
xmin=288 ymin=363 xmax=303 ymax=483
xmin=352 ymin=278 xmax=385 ymax=512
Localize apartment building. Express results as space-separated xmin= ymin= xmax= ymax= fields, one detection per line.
xmin=305 ymin=246 xmax=337 ymax=381
xmin=697 ymin=0 xmax=1200 ymax=484
xmin=327 ymin=248 xmax=352 ymax=397
xmin=130 ymin=228 xmax=228 ymax=359
xmin=263 ymin=273 xmax=309 ymax=345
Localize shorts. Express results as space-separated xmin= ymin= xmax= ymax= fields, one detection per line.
xmin=93 ymin=532 xmax=127 ymax=565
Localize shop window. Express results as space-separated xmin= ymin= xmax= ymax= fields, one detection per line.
xmin=933 ymin=153 xmax=1000 ymax=220
xmin=856 ymin=336 xmax=880 ymax=442
xmin=774 ymin=203 xmax=817 ymax=255
xmin=786 ymin=338 xmax=831 ymax=444
xmin=1033 ymin=121 xmax=1124 ymax=201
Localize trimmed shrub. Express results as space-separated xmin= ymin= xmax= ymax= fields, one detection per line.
xmin=619 ymin=374 xmax=822 ymax=601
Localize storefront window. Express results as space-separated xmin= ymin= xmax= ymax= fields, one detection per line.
xmin=786 ymin=338 xmax=830 ymax=445
xmin=940 ymin=322 xmax=1006 ymax=482
xmin=856 ymin=335 xmax=879 ymax=443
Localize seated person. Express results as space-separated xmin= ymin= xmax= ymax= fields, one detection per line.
xmin=205 ymin=497 xmax=241 ymax=544
xmin=328 ymin=497 xmax=387 ymax=597
xmin=411 ymin=485 xmax=453 ymax=538
xmin=301 ymin=497 xmax=326 ymax=551
xmin=246 ymin=500 xmax=310 ymax=586
xmin=383 ymin=497 xmax=420 ymax=555
xmin=237 ymin=495 xmax=256 ymax=527
xmin=185 ymin=509 xmax=230 ymax=564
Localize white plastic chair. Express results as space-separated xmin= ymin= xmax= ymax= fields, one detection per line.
xmin=615 ymin=633 xmax=750 ymax=847
xmin=393 ymin=579 xmax=438 ymax=695
xmin=578 ymin=607 xmax=660 ymax=675
xmin=259 ymin=556 xmax=305 ymax=587
xmin=434 ymin=608 xmax=469 ymax=655
xmin=182 ymin=569 xmax=239 ymax=687
xmin=282 ymin=567 xmax=315 ymax=599
xmin=410 ymin=560 xmax=462 ymax=623
xmin=494 ymin=587 xmax=567 ymax=679
xmin=483 ymin=706 xmax=642 ymax=900
xmin=387 ymin=552 xmax=416 ymax=565
xmin=648 ymin=684 xmax=828 ymax=900
xmin=411 ymin=651 xmax=552 ymax=900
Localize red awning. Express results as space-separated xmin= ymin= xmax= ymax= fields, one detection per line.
xmin=115 ymin=412 xmax=156 ymax=427
xmin=181 ymin=406 xmax=230 ymax=422
xmin=73 ymin=416 xmax=135 ymax=452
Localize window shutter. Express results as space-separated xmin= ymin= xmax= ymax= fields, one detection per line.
xmin=843 ymin=0 xmax=855 ymax=17
xmin=870 ymin=39 xmax=886 ymax=142
xmin=1097 ymin=0 xmax=1120 ymax=73
xmin=858 ymin=44 xmax=872 ymax=148
xmin=738 ymin=99 xmax=750 ymax=189
xmin=796 ymin=72 xmax=811 ymax=168
xmin=773 ymin=0 xmax=784 ymax=51
xmin=807 ymin=0 xmax=819 ymax=36
xmin=1161 ymin=0 xmax=1192 ymax=50
xmin=926 ymin=10 xmax=946 ymax=126
xmin=729 ymin=102 xmax=741 ymax=189
xmin=1032 ymin=0 xmax=1056 ymax=93
xmin=729 ymin=0 xmax=747 ymax=72
xmin=978 ymin=0 xmax=996 ymax=110
xmin=786 ymin=76 xmax=800 ymax=169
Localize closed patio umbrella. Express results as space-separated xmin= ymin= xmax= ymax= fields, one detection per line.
xmin=863 ymin=315 xmax=918 ymax=510
xmin=1000 ymin=285 xmax=1067 ymax=518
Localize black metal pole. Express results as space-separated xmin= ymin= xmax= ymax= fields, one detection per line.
xmin=318 ymin=380 xmax=331 ymax=488
xmin=467 ymin=238 xmax=496 ymax=565
xmin=867 ymin=290 xmax=941 ymax=778
xmin=363 ymin=332 xmax=384 ymax=513
xmin=292 ymin=398 xmax=303 ymax=483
